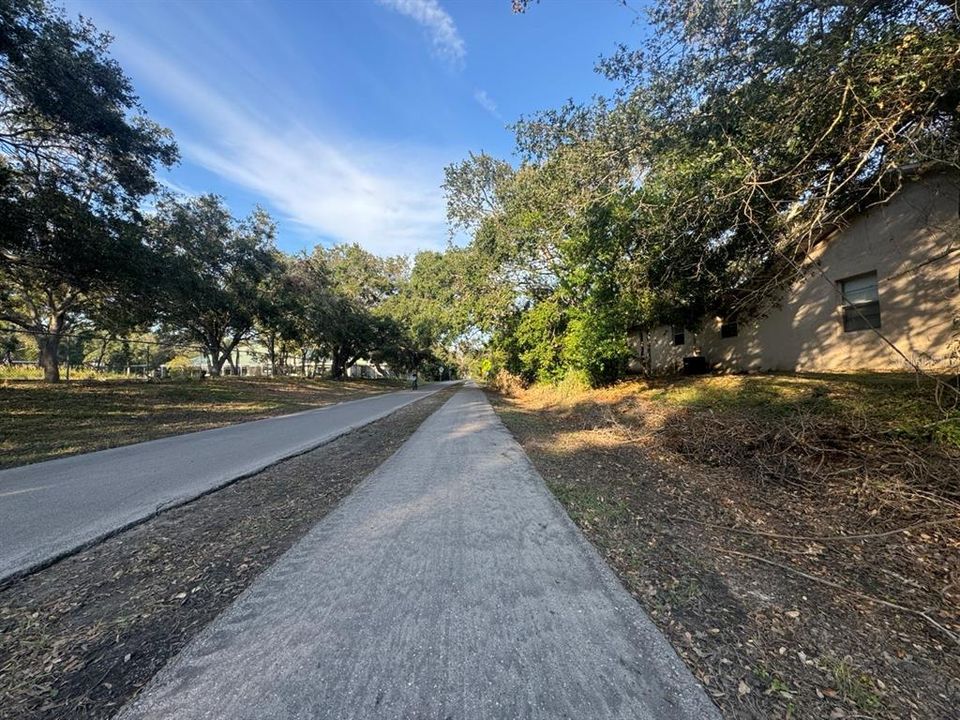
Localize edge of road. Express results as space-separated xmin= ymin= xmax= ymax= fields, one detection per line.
xmin=116 ymin=384 xmax=718 ymax=720
xmin=479 ymin=389 xmax=723 ymax=717
xmin=0 ymin=381 xmax=461 ymax=589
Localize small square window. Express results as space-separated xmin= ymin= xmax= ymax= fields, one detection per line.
xmin=720 ymin=319 xmax=738 ymax=338
xmin=839 ymin=271 xmax=881 ymax=332
xmin=672 ymin=326 xmax=685 ymax=346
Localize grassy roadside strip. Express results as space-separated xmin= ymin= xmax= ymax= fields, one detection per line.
xmin=0 ymin=376 xmax=405 ymax=469
xmin=489 ymin=374 xmax=959 ymax=720
xmin=0 ymin=385 xmax=457 ymax=720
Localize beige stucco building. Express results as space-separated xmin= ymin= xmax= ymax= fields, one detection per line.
xmin=632 ymin=171 xmax=960 ymax=374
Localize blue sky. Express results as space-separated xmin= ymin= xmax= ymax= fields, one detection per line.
xmin=63 ymin=0 xmax=649 ymax=255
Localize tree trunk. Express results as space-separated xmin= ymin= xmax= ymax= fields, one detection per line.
xmin=207 ymin=346 xmax=226 ymax=376
xmin=331 ymin=347 xmax=345 ymax=380
xmin=37 ymin=333 xmax=61 ymax=383
xmin=266 ymin=332 xmax=277 ymax=375
xmin=95 ymin=337 xmax=109 ymax=370
xmin=210 ymin=355 xmax=227 ymax=375
xmin=344 ymin=354 xmax=362 ymax=379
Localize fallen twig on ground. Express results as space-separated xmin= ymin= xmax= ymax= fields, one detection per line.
xmin=711 ymin=545 xmax=960 ymax=648
xmin=670 ymin=514 xmax=960 ymax=543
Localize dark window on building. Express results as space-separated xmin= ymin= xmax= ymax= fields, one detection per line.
xmin=839 ymin=271 xmax=881 ymax=332
xmin=720 ymin=319 xmax=738 ymax=338
xmin=672 ymin=326 xmax=685 ymax=346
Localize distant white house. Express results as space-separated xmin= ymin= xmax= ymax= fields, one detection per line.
xmin=631 ymin=171 xmax=960 ymax=374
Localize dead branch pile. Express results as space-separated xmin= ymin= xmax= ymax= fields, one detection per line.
xmin=488 ymin=369 xmax=528 ymax=396
xmin=659 ymin=408 xmax=960 ymax=511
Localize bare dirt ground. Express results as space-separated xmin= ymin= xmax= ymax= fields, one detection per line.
xmin=0 ymin=386 xmax=456 ymax=720
xmin=490 ymin=377 xmax=960 ymax=720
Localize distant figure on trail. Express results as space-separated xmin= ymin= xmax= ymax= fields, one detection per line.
xmin=411 ymin=370 xmax=418 ymax=390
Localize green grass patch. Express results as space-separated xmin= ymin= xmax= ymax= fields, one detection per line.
xmin=546 ymin=480 xmax=637 ymax=536
xmin=821 ymin=655 xmax=882 ymax=711
xmin=0 ymin=365 xmax=129 ymax=381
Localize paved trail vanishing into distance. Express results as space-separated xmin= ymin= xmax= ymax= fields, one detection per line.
xmin=119 ymin=385 xmax=719 ymax=720
xmin=0 ymin=383 xmax=454 ymax=583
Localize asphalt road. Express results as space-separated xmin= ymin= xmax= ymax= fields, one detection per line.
xmin=0 ymin=383 xmax=454 ymax=583
xmin=119 ymin=386 xmax=720 ymax=720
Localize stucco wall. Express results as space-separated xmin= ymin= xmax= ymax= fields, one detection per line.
xmin=637 ymin=172 xmax=960 ymax=374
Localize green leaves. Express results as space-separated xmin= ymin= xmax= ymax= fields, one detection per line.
xmin=0 ymin=0 xmax=178 ymax=379
xmin=441 ymin=0 xmax=960 ymax=387
xmin=0 ymin=0 xmax=177 ymax=206
xmin=151 ymin=195 xmax=278 ymax=373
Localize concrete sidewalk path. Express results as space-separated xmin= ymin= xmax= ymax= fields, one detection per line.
xmin=0 ymin=382 xmax=456 ymax=583
xmin=119 ymin=386 xmax=719 ymax=720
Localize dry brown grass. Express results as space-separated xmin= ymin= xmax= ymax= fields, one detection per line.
xmin=0 ymin=375 xmax=404 ymax=469
xmin=490 ymin=372 xmax=960 ymax=720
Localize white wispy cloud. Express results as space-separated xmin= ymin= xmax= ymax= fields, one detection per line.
xmin=116 ymin=38 xmax=449 ymax=256
xmin=157 ymin=177 xmax=199 ymax=198
xmin=376 ymin=0 xmax=465 ymax=66
xmin=185 ymin=134 xmax=446 ymax=255
xmin=473 ymin=88 xmax=502 ymax=119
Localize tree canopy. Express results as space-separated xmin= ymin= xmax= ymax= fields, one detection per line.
xmin=0 ymin=0 xmax=177 ymax=380
xmin=4 ymin=0 xmax=957 ymax=386
xmin=0 ymin=1 xmax=455 ymax=383
xmin=152 ymin=195 xmax=278 ymax=376
xmin=442 ymin=0 xmax=960 ymax=385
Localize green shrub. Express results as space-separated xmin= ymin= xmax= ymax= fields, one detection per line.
xmin=561 ymin=305 xmax=633 ymax=386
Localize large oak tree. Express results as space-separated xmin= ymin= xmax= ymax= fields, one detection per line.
xmin=153 ymin=195 xmax=277 ymax=376
xmin=0 ymin=0 xmax=177 ymax=381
